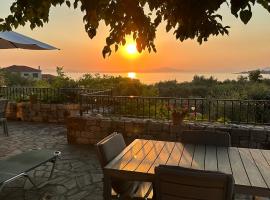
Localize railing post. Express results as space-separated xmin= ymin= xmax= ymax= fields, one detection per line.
xmin=79 ymin=94 xmax=83 ymax=116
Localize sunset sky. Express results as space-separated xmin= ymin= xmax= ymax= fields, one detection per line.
xmin=0 ymin=0 xmax=270 ymax=74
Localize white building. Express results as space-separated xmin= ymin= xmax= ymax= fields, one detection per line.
xmin=2 ymin=65 xmax=42 ymax=80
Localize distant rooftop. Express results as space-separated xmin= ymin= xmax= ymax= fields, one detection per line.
xmin=2 ymin=65 xmax=41 ymax=73
xmin=42 ymin=73 xmax=56 ymax=79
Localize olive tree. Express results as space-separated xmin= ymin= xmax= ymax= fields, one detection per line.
xmin=0 ymin=0 xmax=269 ymax=57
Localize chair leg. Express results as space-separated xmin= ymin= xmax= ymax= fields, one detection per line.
xmin=3 ymin=120 xmax=8 ymax=136
xmin=49 ymin=159 xmax=56 ymax=179
xmin=23 ymin=173 xmax=37 ymax=188
xmin=0 ymin=183 xmax=5 ymax=192
xmin=104 ymin=175 xmax=112 ymax=200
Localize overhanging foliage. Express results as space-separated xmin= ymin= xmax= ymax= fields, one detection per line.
xmin=0 ymin=0 xmax=269 ymax=57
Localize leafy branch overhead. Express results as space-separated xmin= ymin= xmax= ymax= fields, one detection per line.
xmin=0 ymin=0 xmax=269 ymax=57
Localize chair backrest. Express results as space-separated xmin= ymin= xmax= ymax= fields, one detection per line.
xmin=96 ymin=132 xmax=126 ymax=168
xmin=96 ymin=133 xmax=133 ymax=194
xmin=155 ymin=165 xmax=234 ymax=200
xmin=180 ymin=130 xmax=231 ymax=147
xmin=0 ymin=99 xmax=8 ymax=118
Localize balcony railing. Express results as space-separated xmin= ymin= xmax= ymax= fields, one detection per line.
xmin=0 ymin=87 xmax=112 ymax=103
xmin=80 ymin=94 xmax=270 ymax=125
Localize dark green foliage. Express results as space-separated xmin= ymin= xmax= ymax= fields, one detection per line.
xmin=248 ymin=69 xmax=263 ymax=82
xmin=156 ymin=75 xmax=270 ymax=100
xmin=50 ymin=67 xmax=77 ymax=88
xmin=77 ymin=73 xmax=158 ymax=96
xmin=0 ymin=70 xmax=35 ymax=87
xmin=1 ymin=0 xmax=269 ymax=57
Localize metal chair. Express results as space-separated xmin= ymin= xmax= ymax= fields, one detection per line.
xmin=154 ymin=165 xmax=234 ymax=200
xmin=96 ymin=133 xmax=152 ymax=199
xmin=180 ymin=130 xmax=231 ymax=147
xmin=0 ymin=99 xmax=8 ymax=136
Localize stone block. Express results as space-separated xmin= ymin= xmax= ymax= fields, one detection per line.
xmin=31 ymin=103 xmax=41 ymax=111
xmin=170 ymin=124 xmax=182 ymax=134
xmin=162 ymin=123 xmax=171 ymax=132
xmin=76 ymin=138 xmax=90 ymax=144
xmin=56 ymin=104 xmax=65 ymax=109
xmin=80 ymin=131 xmax=91 ymax=138
xmin=100 ymin=120 xmax=111 ymax=130
xmin=66 ymin=117 xmax=87 ymax=131
xmin=50 ymin=104 xmax=57 ymax=111
xmin=148 ymin=121 xmax=163 ymax=132
xmin=41 ymin=104 xmax=51 ymax=110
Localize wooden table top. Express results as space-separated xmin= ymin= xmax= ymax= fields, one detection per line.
xmin=104 ymin=139 xmax=270 ymax=197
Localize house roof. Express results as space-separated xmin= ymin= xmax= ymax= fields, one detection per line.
xmin=42 ymin=74 xmax=56 ymax=79
xmin=2 ymin=65 xmax=41 ymax=73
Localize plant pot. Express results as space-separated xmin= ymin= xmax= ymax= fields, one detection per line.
xmin=29 ymin=95 xmax=38 ymax=104
xmin=172 ymin=112 xmax=183 ymax=125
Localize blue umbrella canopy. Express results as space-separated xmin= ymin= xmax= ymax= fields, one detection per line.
xmin=0 ymin=31 xmax=58 ymax=50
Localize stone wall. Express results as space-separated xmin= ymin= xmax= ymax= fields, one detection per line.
xmin=66 ymin=116 xmax=270 ymax=149
xmin=6 ymin=102 xmax=80 ymax=123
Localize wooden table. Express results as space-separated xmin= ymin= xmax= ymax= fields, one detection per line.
xmin=104 ymin=139 xmax=270 ymax=199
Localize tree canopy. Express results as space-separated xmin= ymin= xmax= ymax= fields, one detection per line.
xmin=0 ymin=0 xmax=269 ymax=57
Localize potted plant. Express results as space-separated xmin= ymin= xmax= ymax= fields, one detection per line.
xmin=29 ymin=93 xmax=38 ymax=104
xmin=167 ymin=104 xmax=189 ymax=125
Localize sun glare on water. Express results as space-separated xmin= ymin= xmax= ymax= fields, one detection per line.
xmin=128 ymin=72 xmax=137 ymax=79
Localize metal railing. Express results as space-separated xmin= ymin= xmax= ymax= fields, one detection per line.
xmin=80 ymin=94 xmax=270 ymax=125
xmin=0 ymin=87 xmax=112 ymax=103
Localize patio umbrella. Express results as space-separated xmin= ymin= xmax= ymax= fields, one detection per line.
xmin=0 ymin=31 xmax=58 ymax=50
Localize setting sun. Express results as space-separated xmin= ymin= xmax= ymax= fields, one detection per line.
xmin=125 ymin=43 xmax=137 ymax=55
xmin=121 ymin=37 xmax=140 ymax=59
xmin=127 ymin=72 xmax=137 ymax=79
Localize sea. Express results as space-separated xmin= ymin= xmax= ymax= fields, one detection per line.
xmin=44 ymin=71 xmax=270 ymax=85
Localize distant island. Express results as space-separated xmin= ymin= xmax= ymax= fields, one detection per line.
xmin=238 ymin=67 xmax=270 ymax=74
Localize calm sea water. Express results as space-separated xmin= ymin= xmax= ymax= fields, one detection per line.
xmin=45 ymin=71 xmax=270 ymax=84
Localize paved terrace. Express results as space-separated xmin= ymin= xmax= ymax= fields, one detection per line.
xmin=0 ymin=122 xmax=268 ymax=200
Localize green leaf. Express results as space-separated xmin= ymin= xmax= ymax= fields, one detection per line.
xmin=240 ymin=10 xmax=252 ymax=24
xmin=66 ymin=1 xmax=71 ymax=8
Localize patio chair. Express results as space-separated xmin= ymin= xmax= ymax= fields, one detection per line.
xmin=180 ymin=130 xmax=231 ymax=147
xmin=0 ymin=99 xmax=8 ymax=136
xmin=0 ymin=149 xmax=61 ymax=192
xmin=96 ymin=133 xmax=152 ymax=199
xmin=154 ymin=165 xmax=234 ymax=200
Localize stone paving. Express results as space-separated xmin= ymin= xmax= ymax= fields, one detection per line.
xmin=0 ymin=122 xmax=103 ymax=200
xmin=0 ymin=121 xmax=269 ymax=200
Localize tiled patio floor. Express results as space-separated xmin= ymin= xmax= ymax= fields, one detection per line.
xmin=0 ymin=121 xmax=269 ymax=200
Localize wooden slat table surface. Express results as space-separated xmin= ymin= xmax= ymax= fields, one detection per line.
xmin=104 ymin=139 xmax=270 ymax=199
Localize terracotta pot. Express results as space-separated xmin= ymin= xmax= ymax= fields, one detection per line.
xmin=29 ymin=95 xmax=37 ymax=104
xmin=172 ymin=112 xmax=183 ymax=125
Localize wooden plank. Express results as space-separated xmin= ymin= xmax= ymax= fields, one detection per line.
xmin=205 ymin=145 xmax=217 ymax=171
xmin=111 ymin=139 xmax=148 ymax=170
xmin=166 ymin=142 xmax=184 ymax=166
xmin=250 ymin=149 xmax=270 ymax=189
xmin=191 ymin=145 xmax=205 ymax=170
xmin=122 ymin=140 xmax=156 ymax=172
xmin=217 ymin=147 xmax=232 ymax=174
xmin=261 ymin=150 xmax=270 ymax=166
xmin=238 ymin=148 xmax=267 ymax=189
xmin=148 ymin=141 xmax=175 ymax=174
xmin=105 ymin=139 xmax=141 ymax=169
xmin=136 ymin=141 xmax=165 ymax=173
xmin=179 ymin=144 xmax=195 ymax=168
xmin=238 ymin=148 xmax=267 ymax=188
xmin=228 ymin=147 xmax=250 ymax=186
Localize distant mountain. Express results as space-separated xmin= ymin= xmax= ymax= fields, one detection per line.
xmin=139 ymin=67 xmax=188 ymax=73
xmin=238 ymin=67 xmax=270 ymax=74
